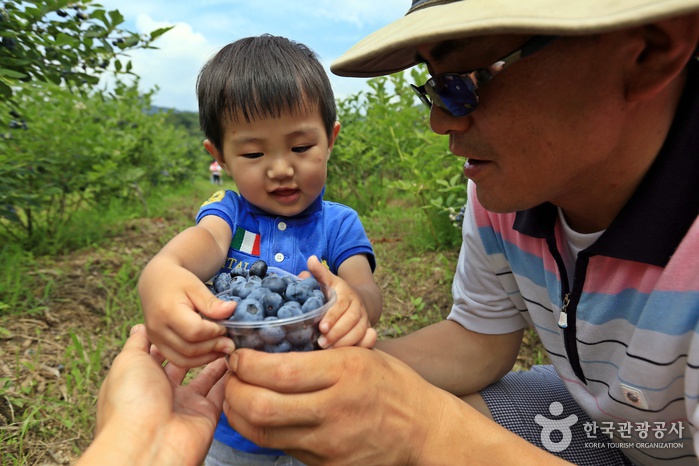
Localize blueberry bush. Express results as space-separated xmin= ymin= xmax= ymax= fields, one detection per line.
xmin=0 ymin=0 xmax=171 ymax=107
xmin=0 ymin=1 xmax=204 ymax=251
xmin=0 ymin=81 xmax=203 ymax=251
xmin=330 ymin=67 xmax=467 ymax=250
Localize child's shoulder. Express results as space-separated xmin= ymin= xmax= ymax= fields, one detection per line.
xmin=200 ymin=189 xmax=243 ymax=208
xmin=320 ymin=200 xmax=362 ymax=220
xmin=321 ymin=199 xmax=358 ymax=214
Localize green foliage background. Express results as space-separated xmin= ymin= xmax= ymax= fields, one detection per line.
xmin=0 ymin=0 xmax=171 ymax=104
xmin=331 ymin=67 xmax=466 ymax=250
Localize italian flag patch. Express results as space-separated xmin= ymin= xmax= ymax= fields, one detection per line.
xmin=231 ymin=227 xmax=261 ymax=256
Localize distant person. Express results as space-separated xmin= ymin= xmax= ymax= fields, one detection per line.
xmin=209 ymin=160 xmax=222 ymax=185
xmin=137 ymin=34 xmax=383 ymax=466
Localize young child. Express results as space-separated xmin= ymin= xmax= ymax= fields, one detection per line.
xmin=137 ymin=34 xmax=383 ymax=465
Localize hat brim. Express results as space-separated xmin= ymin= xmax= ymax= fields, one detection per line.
xmin=331 ymin=0 xmax=699 ymax=77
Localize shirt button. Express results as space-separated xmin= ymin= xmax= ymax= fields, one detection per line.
xmin=274 ymin=253 xmax=284 ymax=263
xmin=278 ymin=222 xmax=287 ymax=231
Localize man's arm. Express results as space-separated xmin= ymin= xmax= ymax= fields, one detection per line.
xmin=377 ymin=320 xmax=523 ymax=395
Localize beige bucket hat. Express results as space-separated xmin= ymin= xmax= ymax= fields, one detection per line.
xmin=331 ymin=0 xmax=699 ymax=77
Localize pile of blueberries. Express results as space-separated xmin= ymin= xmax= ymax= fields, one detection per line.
xmin=210 ymin=260 xmax=329 ymax=352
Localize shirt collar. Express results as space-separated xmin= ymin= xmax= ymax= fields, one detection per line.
xmin=514 ymin=59 xmax=699 ymax=267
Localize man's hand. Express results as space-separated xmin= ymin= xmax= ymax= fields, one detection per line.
xmin=78 ymin=324 xmax=227 ymax=466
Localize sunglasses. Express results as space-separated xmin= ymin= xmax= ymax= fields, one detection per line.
xmin=411 ymin=35 xmax=558 ymax=117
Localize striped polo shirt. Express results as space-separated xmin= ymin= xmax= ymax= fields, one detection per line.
xmin=448 ymin=60 xmax=699 ymax=465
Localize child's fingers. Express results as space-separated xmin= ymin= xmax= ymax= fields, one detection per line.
xmin=190 ymin=283 xmax=238 ymax=320
xmin=318 ymin=308 xmax=368 ymax=348
xmin=157 ymin=332 xmax=234 ymax=367
xmin=306 ymin=255 xmax=337 ymax=287
xmin=157 ymin=308 xmax=235 ymax=366
xmin=356 ymin=328 xmax=378 ymax=349
xmin=321 ymin=321 xmax=371 ymax=349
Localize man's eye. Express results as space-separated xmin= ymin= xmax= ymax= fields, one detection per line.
xmin=292 ymin=146 xmax=312 ymax=153
xmin=243 ymin=153 xmax=263 ymax=159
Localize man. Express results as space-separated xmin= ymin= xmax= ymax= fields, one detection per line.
xmin=223 ymin=1 xmax=699 ymax=464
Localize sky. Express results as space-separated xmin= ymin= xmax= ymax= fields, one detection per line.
xmin=95 ymin=0 xmax=409 ymax=112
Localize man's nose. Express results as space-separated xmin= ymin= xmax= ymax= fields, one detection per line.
xmin=429 ymin=106 xmax=473 ymax=136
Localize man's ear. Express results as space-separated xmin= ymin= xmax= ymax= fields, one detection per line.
xmin=625 ymin=13 xmax=699 ymax=101
xmin=327 ymin=121 xmax=341 ymax=157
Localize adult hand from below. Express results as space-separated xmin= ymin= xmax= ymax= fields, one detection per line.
xmin=77 ymin=324 xmax=227 ymax=466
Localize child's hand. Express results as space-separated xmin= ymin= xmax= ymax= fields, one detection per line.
xmin=138 ymin=260 xmax=236 ymax=368
xmin=306 ymin=256 xmax=377 ymax=349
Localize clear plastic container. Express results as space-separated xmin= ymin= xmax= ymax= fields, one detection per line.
xmin=214 ymin=268 xmax=336 ymax=352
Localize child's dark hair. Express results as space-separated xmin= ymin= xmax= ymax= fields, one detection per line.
xmin=197 ymin=34 xmax=337 ymax=152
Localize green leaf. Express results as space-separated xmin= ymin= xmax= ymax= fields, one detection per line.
xmin=107 ymin=10 xmax=124 ymax=27
xmin=55 ymin=32 xmax=75 ymax=46
xmin=0 ymin=69 xmax=27 ymax=79
xmin=149 ymin=26 xmax=173 ymax=40
xmin=89 ymin=9 xmax=109 ymax=27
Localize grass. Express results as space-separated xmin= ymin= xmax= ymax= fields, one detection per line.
xmin=0 ymin=178 xmax=546 ymax=464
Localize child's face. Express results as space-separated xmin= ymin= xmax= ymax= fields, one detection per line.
xmin=205 ymin=108 xmax=340 ymax=217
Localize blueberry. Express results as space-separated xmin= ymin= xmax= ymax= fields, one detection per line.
xmin=238 ymin=281 xmax=260 ymax=299
xmin=247 ymin=275 xmax=262 ymax=283
xmin=249 ymin=260 xmax=268 ymax=278
xmin=286 ymin=323 xmax=315 ymax=346
xmin=300 ymin=276 xmax=320 ymax=290
xmin=277 ymin=302 xmax=303 ymax=319
xmin=236 ymin=332 xmax=265 ymax=350
xmin=247 ymin=286 xmax=271 ymax=301
xmin=294 ymin=342 xmax=316 ymax=352
xmin=228 ymin=276 xmax=247 ymax=296
xmin=231 ymin=298 xmax=264 ymax=322
xmin=302 ymin=296 xmax=324 ymax=313
xmin=230 ymin=267 xmax=247 ymax=278
xmin=263 ymin=339 xmax=292 ymax=353
xmin=213 ymin=273 xmax=233 ymax=293
xmin=282 ymin=275 xmax=297 ymax=287
xmin=285 ymin=282 xmax=314 ymax=304
xmin=260 ymin=292 xmax=283 ymax=317
xmin=261 ymin=275 xmax=286 ymax=295
xmin=259 ymin=319 xmax=286 ymax=344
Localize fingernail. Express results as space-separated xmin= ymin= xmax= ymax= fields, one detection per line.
xmin=227 ymin=352 xmax=239 ymax=372
xmin=130 ymin=324 xmax=143 ymax=336
xmin=317 ymin=335 xmax=328 ymax=348
xmin=221 ymin=340 xmax=235 ymax=355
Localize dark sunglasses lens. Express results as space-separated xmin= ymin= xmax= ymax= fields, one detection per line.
xmin=427 ymin=75 xmax=479 ymax=117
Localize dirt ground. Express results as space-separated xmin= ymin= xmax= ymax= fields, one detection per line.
xmin=0 ymin=213 xmax=545 ymax=464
